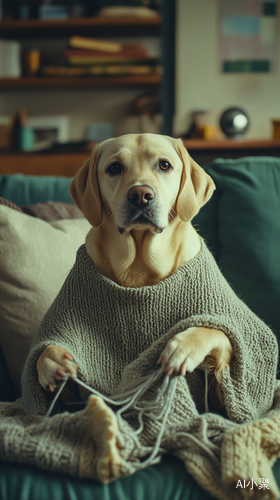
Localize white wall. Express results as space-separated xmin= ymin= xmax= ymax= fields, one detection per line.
xmin=174 ymin=0 xmax=280 ymax=139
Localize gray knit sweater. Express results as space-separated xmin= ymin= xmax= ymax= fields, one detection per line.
xmin=1 ymin=240 xmax=280 ymax=500
xmin=22 ymin=241 xmax=278 ymax=419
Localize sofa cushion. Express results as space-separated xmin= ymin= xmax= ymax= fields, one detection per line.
xmin=0 ymin=174 xmax=73 ymax=206
xmin=194 ymin=156 xmax=280 ymax=340
xmin=0 ymin=453 xmax=280 ymax=500
xmin=0 ymin=455 xmax=212 ymax=500
xmin=192 ymin=192 xmax=219 ymax=259
xmin=0 ymin=206 xmax=91 ymax=392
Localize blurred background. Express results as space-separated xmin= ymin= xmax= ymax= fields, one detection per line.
xmin=0 ymin=0 xmax=280 ymax=174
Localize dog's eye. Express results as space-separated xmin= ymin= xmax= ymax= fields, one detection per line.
xmin=159 ymin=160 xmax=172 ymax=172
xmin=106 ymin=163 xmax=122 ymax=176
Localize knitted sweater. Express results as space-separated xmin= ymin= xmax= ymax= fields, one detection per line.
xmin=0 ymin=240 xmax=280 ymax=500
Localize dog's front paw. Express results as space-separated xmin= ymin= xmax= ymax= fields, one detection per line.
xmin=37 ymin=345 xmax=78 ymax=392
xmin=157 ymin=328 xmax=211 ymax=376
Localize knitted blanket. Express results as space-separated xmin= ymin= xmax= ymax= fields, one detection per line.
xmin=1 ymin=240 xmax=280 ymax=500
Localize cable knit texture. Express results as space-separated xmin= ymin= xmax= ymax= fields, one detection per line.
xmin=0 ymin=240 xmax=280 ymax=500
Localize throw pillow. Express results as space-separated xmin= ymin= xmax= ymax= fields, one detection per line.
xmin=0 ymin=206 xmax=91 ymax=391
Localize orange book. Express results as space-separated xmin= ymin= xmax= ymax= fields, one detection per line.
xmin=65 ymin=46 xmax=148 ymax=60
xmin=69 ymin=36 xmax=123 ymax=53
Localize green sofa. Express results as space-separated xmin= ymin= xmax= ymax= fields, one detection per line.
xmin=0 ymin=156 xmax=280 ymax=500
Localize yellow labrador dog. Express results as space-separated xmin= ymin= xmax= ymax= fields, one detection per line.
xmin=37 ymin=134 xmax=233 ymax=406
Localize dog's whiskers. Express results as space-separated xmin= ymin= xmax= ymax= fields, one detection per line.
xmin=98 ymin=210 xmax=114 ymax=227
xmin=169 ymin=208 xmax=178 ymax=221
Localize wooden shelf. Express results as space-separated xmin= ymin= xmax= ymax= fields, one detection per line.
xmin=0 ymin=74 xmax=161 ymax=89
xmin=183 ymin=139 xmax=280 ymax=165
xmin=184 ymin=138 xmax=280 ymax=150
xmin=0 ymin=151 xmax=89 ymax=176
xmin=0 ymin=16 xmax=161 ymax=39
xmin=2 ymin=138 xmax=280 ymax=177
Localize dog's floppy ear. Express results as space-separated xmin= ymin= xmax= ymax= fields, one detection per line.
xmin=69 ymin=144 xmax=103 ymax=228
xmin=175 ymin=139 xmax=215 ymax=222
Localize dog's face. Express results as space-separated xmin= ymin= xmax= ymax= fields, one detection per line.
xmin=70 ymin=133 xmax=215 ymax=233
xmin=97 ymin=134 xmax=183 ymax=234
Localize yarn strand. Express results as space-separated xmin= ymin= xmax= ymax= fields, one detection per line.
xmin=45 ymin=367 xmax=217 ymax=472
xmin=45 ymin=374 xmax=70 ymax=418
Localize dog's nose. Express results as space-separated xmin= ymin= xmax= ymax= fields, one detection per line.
xmin=127 ymin=185 xmax=155 ymax=209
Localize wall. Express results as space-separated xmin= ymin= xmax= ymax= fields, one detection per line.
xmin=0 ymin=88 xmax=141 ymax=140
xmin=174 ymin=0 xmax=280 ymax=139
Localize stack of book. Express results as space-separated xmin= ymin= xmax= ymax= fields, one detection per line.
xmin=42 ymin=36 xmax=161 ymax=77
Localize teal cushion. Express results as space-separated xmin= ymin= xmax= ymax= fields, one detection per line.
xmin=192 ymin=191 xmax=219 ymax=260
xmin=195 ymin=157 xmax=280 ymax=340
xmin=273 ymin=460 xmax=280 ymax=499
xmin=0 ymin=174 xmax=73 ymax=206
xmin=0 ymin=455 xmax=212 ymax=500
xmin=1 ymin=455 xmax=280 ymax=500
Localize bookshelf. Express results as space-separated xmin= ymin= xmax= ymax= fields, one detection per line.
xmin=0 ymin=16 xmax=161 ymax=38
xmin=0 ymin=15 xmax=162 ymax=90
xmin=0 ymin=74 xmax=161 ymax=89
xmin=0 ymin=12 xmax=170 ymax=113
xmin=0 ymin=16 xmax=162 ymax=87
xmin=0 ymin=2 xmax=176 ymax=173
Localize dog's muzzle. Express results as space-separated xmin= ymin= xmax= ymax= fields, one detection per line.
xmin=118 ymin=185 xmax=164 ymax=234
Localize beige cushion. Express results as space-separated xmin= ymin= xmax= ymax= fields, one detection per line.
xmin=0 ymin=206 xmax=91 ymax=391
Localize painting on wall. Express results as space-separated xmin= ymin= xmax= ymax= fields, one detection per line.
xmin=220 ymin=0 xmax=277 ymax=72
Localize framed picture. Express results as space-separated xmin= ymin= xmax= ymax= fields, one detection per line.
xmin=220 ymin=0 xmax=277 ymax=73
xmin=27 ymin=115 xmax=70 ymax=149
